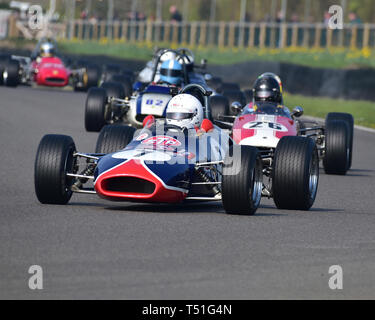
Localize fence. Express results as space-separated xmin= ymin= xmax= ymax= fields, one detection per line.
xmin=8 ymin=18 xmax=375 ymax=49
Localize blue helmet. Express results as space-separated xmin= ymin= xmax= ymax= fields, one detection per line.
xmin=160 ymin=59 xmax=183 ymax=85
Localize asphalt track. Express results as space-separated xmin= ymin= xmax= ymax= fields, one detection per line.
xmin=0 ymin=85 xmax=374 ymax=300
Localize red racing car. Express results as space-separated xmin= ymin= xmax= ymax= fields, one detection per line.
xmin=1 ymin=38 xmax=99 ymax=90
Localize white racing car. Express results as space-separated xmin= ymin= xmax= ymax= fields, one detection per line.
xmin=84 ymin=49 xmax=230 ymax=131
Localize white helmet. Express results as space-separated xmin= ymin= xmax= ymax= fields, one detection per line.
xmin=40 ymin=42 xmax=56 ymax=57
xmin=166 ymin=94 xmax=204 ymax=130
xmin=160 ymin=51 xmax=177 ymax=63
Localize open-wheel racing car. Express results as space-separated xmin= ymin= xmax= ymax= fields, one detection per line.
xmin=0 ymin=38 xmax=100 ymax=90
xmin=217 ymin=73 xmax=354 ymax=209
xmin=35 ymin=84 xmax=322 ymax=214
xmin=35 ymin=84 xmax=264 ymax=215
xmin=84 ymin=49 xmax=229 ymax=132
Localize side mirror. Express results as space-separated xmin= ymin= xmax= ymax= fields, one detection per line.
xmin=231 ymin=101 xmax=243 ymax=115
xmin=200 ymin=58 xmax=207 ymax=68
xmin=291 ymin=106 xmax=303 ymax=118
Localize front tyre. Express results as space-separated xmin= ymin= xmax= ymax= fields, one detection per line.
xmin=95 ymin=124 xmax=136 ymax=154
xmin=85 ymin=87 xmax=108 ymax=132
xmin=222 ymin=145 xmax=263 ymax=215
xmin=3 ymin=59 xmax=19 ymax=87
xmin=273 ymin=136 xmax=319 ymax=210
xmin=34 ymin=135 xmax=76 ymax=204
xmin=100 ymin=81 xmax=125 ymax=99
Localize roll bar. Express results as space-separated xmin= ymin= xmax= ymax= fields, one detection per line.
xmin=179 ymin=84 xmax=213 ymax=121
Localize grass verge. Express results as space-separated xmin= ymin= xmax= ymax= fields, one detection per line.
xmin=57 ymin=39 xmax=375 ymax=69
xmin=284 ymin=93 xmax=375 ymax=129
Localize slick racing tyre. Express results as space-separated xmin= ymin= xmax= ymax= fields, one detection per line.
xmin=111 ymin=74 xmax=133 ymax=98
xmin=85 ymin=64 xmax=100 ymax=89
xmin=209 ymin=95 xmax=230 ymax=120
xmin=95 ymin=124 xmax=136 ymax=154
xmin=323 ymin=120 xmax=350 ymax=175
xmin=222 ymin=145 xmax=263 ymax=215
xmin=100 ymin=81 xmax=125 ymax=100
xmin=3 ymin=58 xmax=20 ymax=87
xmin=102 ymin=64 xmax=121 ymax=82
xmin=74 ymin=63 xmax=100 ymax=92
xmin=34 ymin=134 xmax=76 ymax=204
xmin=85 ymin=87 xmax=108 ymax=132
xmin=122 ymin=69 xmax=135 ymax=83
xmin=243 ymin=89 xmax=253 ymax=104
xmin=206 ymin=76 xmax=222 ymax=92
xmin=0 ymin=54 xmax=10 ymax=85
xmin=273 ymin=136 xmax=319 ymax=210
xmin=222 ymin=90 xmax=247 ymax=114
xmin=218 ymin=82 xmax=240 ymax=93
xmin=326 ymin=112 xmax=354 ymax=170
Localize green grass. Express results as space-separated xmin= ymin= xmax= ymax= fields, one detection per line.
xmin=284 ymin=93 xmax=375 ymax=129
xmin=3 ymin=38 xmax=375 ymax=69
xmin=56 ymin=40 xmax=375 ymax=69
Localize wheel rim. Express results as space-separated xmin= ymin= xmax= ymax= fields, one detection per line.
xmin=250 ymin=158 xmax=263 ymax=208
xmin=309 ymin=150 xmax=319 ymax=201
xmin=63 ymin=146 xmax=76 ymax=194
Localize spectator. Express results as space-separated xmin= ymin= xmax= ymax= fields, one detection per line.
xmin=348 ymin=12 xmax=362 ymax=24
xmin=276 ymin=11 xmax=285 ymax=23
xmin=169 ymin=5 xmax=182 ymax=23
xmin=291 ymin=14 xmax=299 ymax=23
xmin=324 ymin=11 xmax=332 ymax=25
xmin=80 ymin=9 xmax=88 ymax=20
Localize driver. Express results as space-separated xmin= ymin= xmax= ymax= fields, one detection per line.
xmin=165 ymin=93 xmax=213 ymax=134
xmin=158 ymin=59 xmax=183 ymax=86
xmin=39 ymin=41 xmax=56 ymax=58
xmin=247 ymin=73 xmax=291 ymax=116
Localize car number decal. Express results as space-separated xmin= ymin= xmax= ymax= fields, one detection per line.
xmin=243 ymin=121 xmax=288 ymax=132
xmin=141 ymin=136 xmax=181 ymax=147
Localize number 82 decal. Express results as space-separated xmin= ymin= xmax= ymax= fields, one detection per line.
xmin=145 ymin=99 xmax=164 ymax=107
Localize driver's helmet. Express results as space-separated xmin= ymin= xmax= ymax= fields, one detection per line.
xmin=259 ymin=72 xmax=283 ymax=93
xmin=253 ymin=75 xmax=282 ymax=104
xmin=166 ymin=94 xmax=203 ymax=130
xmin=177 ymin=54 xmax=194 ymax=72
xmin=160 ymin=60 xmax=183 ymax=85
xmin=39 ymin=42 xmax=56 ymax=58
xmin=159 ymin=51 xmax=177 ymax=63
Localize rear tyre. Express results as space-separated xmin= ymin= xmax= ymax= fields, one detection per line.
xmin=34 ymin=135 xmax=76 ymax=204
xmin=326 ymin=112 xmax=354 ymax=169
xmin=323 ymin=120 xmax=350 ymax=175
xmin=122 ymin=69 xmax=135 ymax=82
xmin=243 ymin=89 xmax=253 ymax=104
xmin=219 ymin=82 xmax=240 ymax=93
xmin=209 ymin=95 xmax=230 ymax=120
xmin=222 ymin=145 xmax=263 ymax=215
xmin=85 ymin=64 xmax=100 ymax=89
xmin=95 ymin=124 xmax=136 ymax=154
xmin=222 ymin=90 xmax=247 ymax=114
xmin=85 ymin=87 xmax=108 ymax=132
xmin=111 ymin=74 xmax=133 ymax=98
xmin=206 ymin=76 xmax=222 ymax=92
xmin=3 ymin=59 xmax=19 ymax=87
xmin=273 ymin=136 xmax=319 ymax=210
xmin=102 ymin=64 xmax=121 ymax=82
xmin=100 ymin=81 xmax=125 ymax=99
